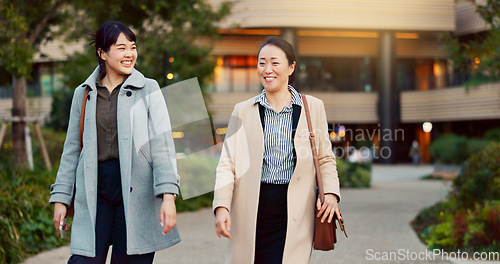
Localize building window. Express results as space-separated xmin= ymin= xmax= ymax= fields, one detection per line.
xmin=397 ymin=58 xmax=448 ymax=91
xmin=297 ymin=57 xmax=377 ymax=92
xmin=212 ymin=55 xmax=261 ymax=93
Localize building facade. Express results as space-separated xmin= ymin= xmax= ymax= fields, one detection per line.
xmin=205 ymin=0 xmax=500 ymax=163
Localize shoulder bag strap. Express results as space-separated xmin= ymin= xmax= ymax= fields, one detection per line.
xmin=79 ymin=87 xmax=90 ymax=151
xmin=301 ymin=94 xmax=326 ymax=204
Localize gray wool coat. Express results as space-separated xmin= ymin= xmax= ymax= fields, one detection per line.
xmin=49 ymin=67 xmax=181 ymax=257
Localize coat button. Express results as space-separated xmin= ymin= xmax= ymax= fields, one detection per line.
xmin=130 ymin=187 xmax=133 ymax=193
xmin=293 ymin=216 xmax=297 ymax=221
xmin=126 ymin=91 xmax=132 ymax=97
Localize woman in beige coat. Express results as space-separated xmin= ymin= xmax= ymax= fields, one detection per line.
xmin=213 ymin=36 xmax=341 ymax=264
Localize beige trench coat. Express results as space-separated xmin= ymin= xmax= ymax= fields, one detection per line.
xmin=213 ymin=95 xmax=341 ymax=264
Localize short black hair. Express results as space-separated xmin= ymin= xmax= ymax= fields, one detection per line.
xmin=258 ymin=36 xmax=297 ymax=85
xmin=90 ymin=21 xmax=136 ymax=80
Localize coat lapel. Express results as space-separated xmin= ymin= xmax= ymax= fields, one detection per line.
xmin=290 ymin=105 xmax=309 ymax=183
xmin=83 ymin=85 xmax=98 ymax=229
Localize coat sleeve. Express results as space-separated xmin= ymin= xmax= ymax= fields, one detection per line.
xmin=49 ymin=86 xmax=85 ymax=206
xmin=146 ymin=80 xmax=180 ymax=197
xmin=212 ymin=104 xmax=240 ymax=213
xmin=315 ymin=99 xmax=341 ymax=202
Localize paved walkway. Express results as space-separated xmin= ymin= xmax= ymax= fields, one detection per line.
xmin=24 ymin=165 xmax=496 ymax=264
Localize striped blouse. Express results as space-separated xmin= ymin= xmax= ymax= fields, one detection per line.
xmin=253 ymin=86 xmax=302 ymax=184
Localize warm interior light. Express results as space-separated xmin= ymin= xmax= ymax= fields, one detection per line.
xmin=433 ymin=62 xmax=443 ymax=77
xmin=216 ymin=57 xmax=224 ymax=66
xmin=166 ymin=73 xmax=174 ymax=80
xmin=172 ymin=132 xmax=184 ymax=138
xmin=422 ymin=122 xmax=433 ymax=133
xmin=169 ymin=57 xmax=175 ymax=63
xmin=395 ymin=33 xmax=419 ymax=39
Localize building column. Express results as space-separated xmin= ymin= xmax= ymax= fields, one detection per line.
xmin=281 ymin=28 xmax=299 ymax=88
xmin=378 ymin=31 xmax=398 ymax=164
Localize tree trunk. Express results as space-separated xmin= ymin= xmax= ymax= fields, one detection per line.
xmin=12 ymin=76 xmax=27 ymax=169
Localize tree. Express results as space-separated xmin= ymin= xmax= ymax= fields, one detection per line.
xmin=0 ymin=0 xmax=69 ymax=170
xmin=442 ymin=0 xmax=500 ymax=86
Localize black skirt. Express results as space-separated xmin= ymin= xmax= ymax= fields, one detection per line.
xmin=255 ymin=183 xmax=288 ymax=264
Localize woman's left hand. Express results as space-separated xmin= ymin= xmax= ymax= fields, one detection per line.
xmin=160 ymin=194 xmax=177 ymax=235
xmin=316 ymin=194 xmax=340 ymax=224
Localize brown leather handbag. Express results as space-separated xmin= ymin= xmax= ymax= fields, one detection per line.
xmin=301 ymin=94 xmax=348 ymax=251
xmin=67 ymin=86 xmax=90 ymax=218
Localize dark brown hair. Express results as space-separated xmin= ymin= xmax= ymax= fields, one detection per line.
xmin=90 ymin=21 xmax=136 ymax=80
xmin=258 ymin=36 xmax=297 ymax=85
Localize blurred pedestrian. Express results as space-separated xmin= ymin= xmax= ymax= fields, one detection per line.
xmin=213 ymin=36 xmax=342 ymax=264
xmin=49 ymin=21 xmax=180 ymax=264
xmin=409 ymin=139 xmax=421 ymax=165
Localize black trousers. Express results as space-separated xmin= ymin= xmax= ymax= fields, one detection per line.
xmin=255 ymin=183 xmax=288 ymax=264
xmin=68 ymin=159 xmax=154 ymax=264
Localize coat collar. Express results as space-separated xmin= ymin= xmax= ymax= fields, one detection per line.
xmin=82 ymin=66 xmax=146 ymax=90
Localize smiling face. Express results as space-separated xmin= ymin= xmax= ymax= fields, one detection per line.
xmin=99 ymin=32 xmax=137 ymax=78
xmin=257 ymin=44 xmax=295 ymax=94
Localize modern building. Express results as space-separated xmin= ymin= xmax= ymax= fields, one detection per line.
xmin=1 ymin=0 xmax=499 ymax=163
xmin=205 ymin=0 xmax=500 ymax=163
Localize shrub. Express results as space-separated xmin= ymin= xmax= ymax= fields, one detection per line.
xmin=484 ymin=128 xmax=500 ymax=142
xmin=430 ymin=134 xmax=468 ymax=164
xmin=0 ymin=125 xmax=66 ymax=173
xmin=414 ymin=143 xmax=500 ymax=254
xmin=453 ymin=143 xmax=500 ymax=208
xmin=336 ymin=159 xmax=371 ymax=188
xmin=0 ymin=168 xmax=68 ymax=263
xmin=429 ymin=134 xmax=490 ymax=164
xmin=419 ymin=200 xmax=500 ymax=253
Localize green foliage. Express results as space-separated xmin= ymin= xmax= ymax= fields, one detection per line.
xmin=0 ymin=0 xmax=71 ymax=78
xmin=0 ymin=124 xmax=66 ymax=172
xmin=48 ymin=86 xmax=76 ymax=131
xmin=453 ymin=143 xmax=500 ymax=208
xmin=441 ymin=0 xmax=500 ymax=86
xmin=0 ymin=2 xmax=34 ymax=78
xmin=419 ymin=200 xmax=500 ymax=253
xmin=484 ymin=127 xmax=500 ymax=142
xmin=429 ymin=133 xmax=489 ymax=164
xmin=0 ymin=127 xmax=65 ymax=262
xmin=414 ymin=143 xmax=500 ymax=254
xmin=176 ymin=154 xmax=218 ymax=210
xmin=336 ymin=159 xmax=371 ymax=188
xmin=0 ymin=167 xmax=69 ymax=263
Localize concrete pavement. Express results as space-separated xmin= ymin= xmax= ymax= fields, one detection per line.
xmin=24 ymin=165 xmax=497 ymax=263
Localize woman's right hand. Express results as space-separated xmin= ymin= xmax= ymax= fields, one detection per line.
xmin=53 ymin=202 xmax=69 ymax=232
xmin=215 ymin=207 xmax=232 ymax=239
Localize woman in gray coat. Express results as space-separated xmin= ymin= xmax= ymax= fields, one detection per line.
xmin=50 ymin=21 xmax=180 ymax=264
